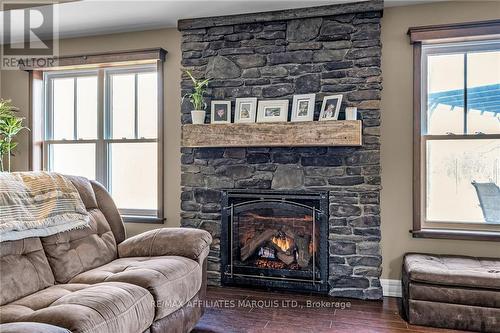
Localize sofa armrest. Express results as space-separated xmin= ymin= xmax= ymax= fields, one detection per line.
xmin=118 ymin=228 xmax=212 ymax=263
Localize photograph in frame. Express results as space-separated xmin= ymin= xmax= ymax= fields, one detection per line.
xmin=291 ymin=94 xmax=315 ymax=122
xmin=211 ymin=100 xmax=232 ymax=124
xmin=235 ymin=97 xmax=258 ymax=123
xmin=319 ymin=95 xmax=343 ymax=121
xmin=257 ymin=100 xmax=289 ymax=123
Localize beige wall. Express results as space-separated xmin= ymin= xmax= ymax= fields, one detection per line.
xmin=1 ymin=1 xmax=499 ymax=277
xmin=380 ymin=1 xmax=500 ymax=279
xmin=0 ymin=28 xmax=182 ymax=235
xmin=0 ymin=65 xmax=30 ymax=172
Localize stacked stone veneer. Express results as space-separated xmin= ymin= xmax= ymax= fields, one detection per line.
xmin=178 ymin=1 xmax=383 ymax=299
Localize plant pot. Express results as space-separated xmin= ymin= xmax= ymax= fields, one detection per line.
xmin=191 ymin=110 xmax=206 ymax=124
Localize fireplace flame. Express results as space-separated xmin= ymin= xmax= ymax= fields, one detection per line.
xmin=272 ymin=235 xmax=292 ymax=252
xmin=309 ymin=241 xmax=315 ymax=254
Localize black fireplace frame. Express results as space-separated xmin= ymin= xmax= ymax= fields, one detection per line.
xmin=220 ymin=189 xmax=329 ymax=294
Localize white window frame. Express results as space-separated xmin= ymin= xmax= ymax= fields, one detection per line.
xmin=420 ymin=40 xmax=500 ymax=232
xmin=42 ymin=63 xmax=164 ymax=223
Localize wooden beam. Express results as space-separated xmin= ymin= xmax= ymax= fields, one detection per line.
xmin=177 ymin=0 xmax=383 ymax=30
xmin=21 ymin=48 xmax=167 ymax=70
xmin=408 ymin=19 xmax=500 ymax=44
xmin=181 ymin=121 xmax=362 ymax=148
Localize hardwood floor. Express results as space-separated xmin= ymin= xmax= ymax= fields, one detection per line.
xmin=192 ymin=286 xmax=466 ymax=333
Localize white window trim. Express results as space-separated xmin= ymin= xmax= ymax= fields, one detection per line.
xmin=42 ymin=63 xmax=164 ymax=223
xmin=420 ymin=40 xmax=500 ymax=230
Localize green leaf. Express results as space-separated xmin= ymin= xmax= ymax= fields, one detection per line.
xmin=0 ymin=99 xmax=29 ymax=167
xmin=183 ymin=70 xmax=210 ymax=110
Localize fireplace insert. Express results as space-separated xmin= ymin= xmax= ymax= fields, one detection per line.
xmin=221 ymin=190 xmax=329 ymax=293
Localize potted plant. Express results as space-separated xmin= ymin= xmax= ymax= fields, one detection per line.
xmin=0 ymin=99 xmax=28 ymax=172
xmin=183 ymin=70 xmax=210 ymax=124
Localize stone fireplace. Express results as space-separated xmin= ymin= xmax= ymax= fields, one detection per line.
xmin=220 ymin=190 xmax=329 ymax=293
xmin=179 ymin=0 xmax=383 ymax=299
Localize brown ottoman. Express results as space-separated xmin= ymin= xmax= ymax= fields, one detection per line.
xmin=402 ymin=253 xmax=500 ymax=332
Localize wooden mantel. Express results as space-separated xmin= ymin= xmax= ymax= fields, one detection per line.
xmin=181 ymin=120 xmax=362 ymax=148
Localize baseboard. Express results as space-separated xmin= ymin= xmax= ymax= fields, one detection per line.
xmin=381 ymin=279 xmax=402 ymax=298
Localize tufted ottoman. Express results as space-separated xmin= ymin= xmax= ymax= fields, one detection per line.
xmin=402 ymin=253 xmax=500 ymax=332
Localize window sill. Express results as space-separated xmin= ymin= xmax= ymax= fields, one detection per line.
xmin=122 ymin=215 xmax=165 ymax=224
xmin=411 ymin=229 xmax=500 ymax=241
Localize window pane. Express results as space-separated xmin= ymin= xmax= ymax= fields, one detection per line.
xmin=427 ymin=53 xmax=464 ymax=135
xmin=110 ymin=142 xmax=157 ymax=210
xmin=467 ymin=51 xmax=500 ymax=134
xmin=111 ymin=74 xmax=135 ymax=139
xmin=137 ymin=72 xmax=158 ymax=138
xmin=51 ymin=143 xmax=96 ymax=180
xmin=53 ymin=78 xmax=74 ymax=140
xmin=77 ymin=76 xmax=98 ymax=139
xmin=426 ymin=139 xmax=500 ymax=224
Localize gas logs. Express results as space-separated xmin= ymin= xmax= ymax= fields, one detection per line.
xmin=240 ymin=226 xmax=315 ymax=269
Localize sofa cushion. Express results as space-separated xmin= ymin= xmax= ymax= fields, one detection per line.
xmin=0 ymin=238 xmax=55 ymax=305
xmin=0 ymin=282 xmax=154 ymax=333
xmin=41 ymin=208 xmax=117 ymax=283
xmin=89 ymin=180 xmax=126 ymax=244
xmin=404 ymin=253 xmax=500 ymax=290
xmin=0 ymin=322 xmax=71 ymax=333
xmin=69 ymin=256 xmax=202 ymax=320
xmin=66 ymin=175 xmax=98 ymax=210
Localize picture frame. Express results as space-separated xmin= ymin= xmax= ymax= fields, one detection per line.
xmin=291 ymin=94 xmax=315 ymax=122
xmin=319 ymin=94 xmax=343 ymax=121
xmin=256 ymin=100 xmax=289 ymax=123
xmin=235 ymin=97 xmax=257 ymax=123
xmin=210 ymin=100 xmax=231 ymax=124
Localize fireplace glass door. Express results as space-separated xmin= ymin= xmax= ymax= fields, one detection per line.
xmin=221 ymin=191 xmax=328 ymax=293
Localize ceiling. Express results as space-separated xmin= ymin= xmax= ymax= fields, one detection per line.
xmin=1 ymin=0 xmax=445 ymax=43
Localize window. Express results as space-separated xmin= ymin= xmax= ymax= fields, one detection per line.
xmin=409 ymin=21 xmax=500 ymax=240
xmin=38 ymin=51 xmax=164 ymax=222
xmin=45 ymin=72 xmax=98 ymax=180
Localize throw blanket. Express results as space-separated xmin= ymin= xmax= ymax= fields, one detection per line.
xmin=0 ymin=172 xmax=90 ymax=242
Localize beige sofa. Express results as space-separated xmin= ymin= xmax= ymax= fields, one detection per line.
xmin=0 ymin=177 xmax=212 ymax=333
